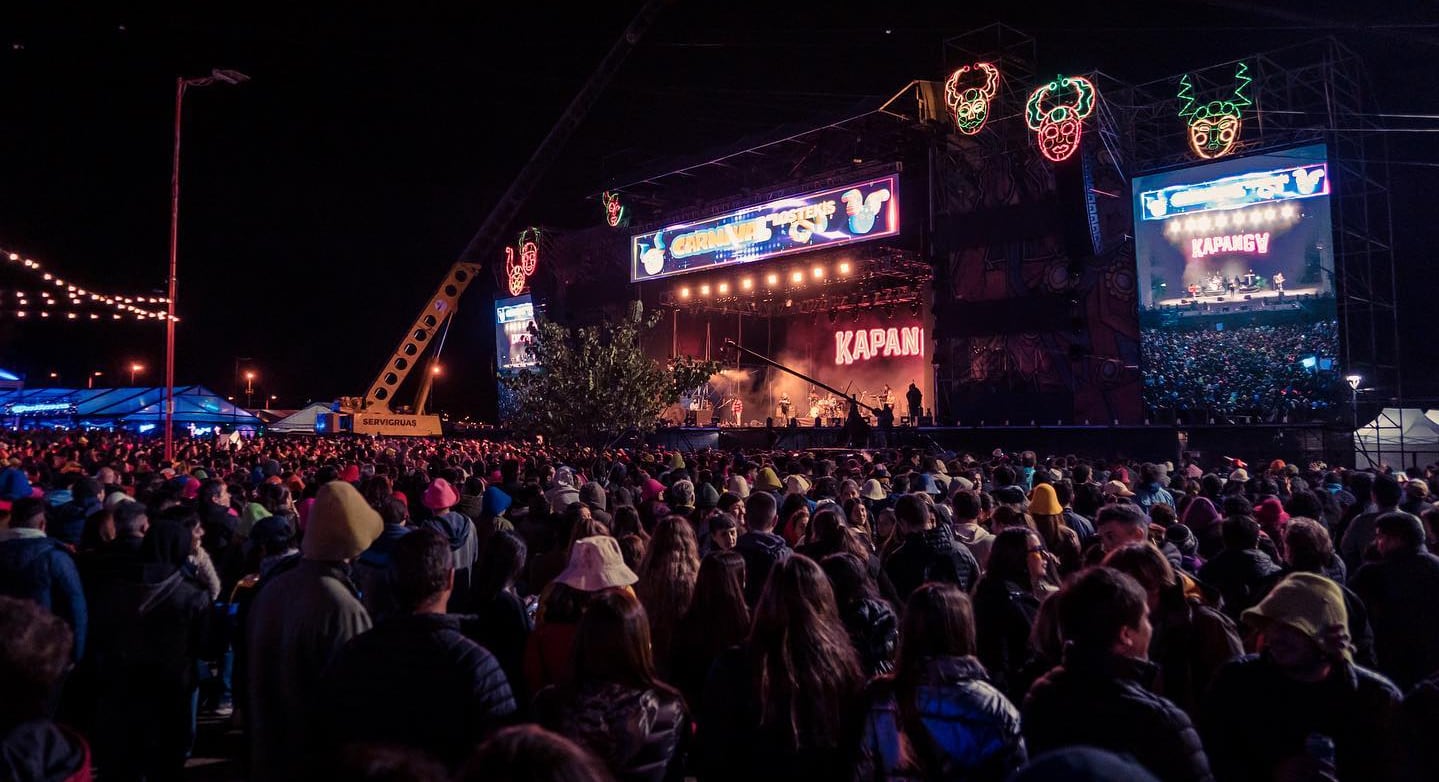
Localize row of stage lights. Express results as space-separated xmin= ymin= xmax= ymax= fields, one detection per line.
xmin=2 ymin=248 xmax=175 ymax=321
xmin=1164 ymin=204 xmax=1298 ymax=236
xmin=677 ymin=261 xmax=854 ymax=301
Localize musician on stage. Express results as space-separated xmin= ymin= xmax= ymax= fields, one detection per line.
xmin=732 ymin=397 xmax=744 ymax=427
xmin=906 ymin=381 xmax=922 ymax=425
xmin=1273 ymin=272 xmax=1286 ymax=293
xmin=778 ymin=391 xmax=791 ymax=421
xmin=877 ymin=384 xmax=893 ymax=409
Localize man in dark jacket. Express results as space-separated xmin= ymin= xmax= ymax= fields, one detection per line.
xmin=49 ymin=477 xmax=102 ymax=547
xmin=197 ymin=478 xmax=238 ymax=558
xmin=318 ymin=528 xmax=516 ymax=769
xmin=1340 ymin=473 xmax=1400 ymax=575
xmin=734 ymin=491 xmax=790 ymax=607
xmin=1202 ymin=572 xmax=1403 ymax=782
xmin=884 ymin=494 xmax=980 ymax=599
xmin=1197 ymin=516 xmax=1282 ymax=621
xmin=1349 ymin=511 xmax=1439 ymax=690
xmin=351 ymin=496 xmax=413 ymax=622
xmin=1091 ymin=503 xmax=1184 ymax=571
xmin=1022 ymin=567 xmax=1213 ymax=782
xmin=0 ymin=497 xmax=86 ymax=659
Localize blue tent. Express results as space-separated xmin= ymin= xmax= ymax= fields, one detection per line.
xmin=0 ymin=385 xmax=261 ymax=430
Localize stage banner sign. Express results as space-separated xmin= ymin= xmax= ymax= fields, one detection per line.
xmin=630 ymin=174 xmax=899 ymax=282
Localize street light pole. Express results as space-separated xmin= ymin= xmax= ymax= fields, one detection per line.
xmin=165 ymin=69 xmax=249 ymax=463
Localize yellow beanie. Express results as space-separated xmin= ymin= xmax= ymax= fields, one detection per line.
xmin=1029 ymin=483 xmax=1063 ymax=516
xmin=302 ymin=481 xmax=383 ymax=561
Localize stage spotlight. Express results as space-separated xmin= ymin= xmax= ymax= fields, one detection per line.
xmin=784 ymin=298 xmax=793 ymax=308
xmin=679 ymin=287 xmax=691 ymax=299
xmin=791 ymin=271 xmax=804 ymax=284
xmin=766 ymin=273 xmax=779 ymax=287
xmin=699 ymin=284 xmax=711 ymax=296
xmin=717 ymin=282 xmax=730 ymax=295
xmin=838 ymin=261 xmax=851 ymax=275
xmin=812 ymin=266 xmax=824 ymax=279
xmin=741 ymin=277 xmax=753 ymax=291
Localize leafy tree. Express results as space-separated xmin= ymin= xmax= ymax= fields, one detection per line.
xmin=501 ymin=305 xmax=718 ymax=444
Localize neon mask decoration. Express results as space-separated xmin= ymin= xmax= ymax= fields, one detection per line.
xmin=1177 ymin=62 xmax=1252 ymax=159
xmin=1025 ymin=74 xmax=1097 ymax=163
xmin=601 ymin=191 xmax=626 ymax=227
xmin=944 ymin=62 xmax=1000 ymax=135
xmin=504 ymin=229 xmax=540 ymax=296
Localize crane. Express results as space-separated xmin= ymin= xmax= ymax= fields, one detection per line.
xmin=340 ymin=0 xmax=670 ymax=436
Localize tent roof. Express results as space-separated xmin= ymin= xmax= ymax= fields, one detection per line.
xmin=0 ymin=385 xmax=261 ymax=426
xmin=268 ymin=402 xmax=332 ymax=434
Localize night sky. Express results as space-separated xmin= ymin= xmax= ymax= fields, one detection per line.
xmin=0 ymin=2 xmax=1434 ymax=416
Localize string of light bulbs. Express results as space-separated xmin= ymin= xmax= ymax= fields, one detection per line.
xmin=0 ymin=245 xmax=176 ymax=321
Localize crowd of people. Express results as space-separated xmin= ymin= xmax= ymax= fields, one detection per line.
xmin=1142 ymin=320 xmax=1340 ymax=421
xmin=3 ymin=430 xmax=1439 ymax=781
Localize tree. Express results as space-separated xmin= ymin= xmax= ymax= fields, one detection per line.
xmin=501 ymin=305 xmax=718 ymax=444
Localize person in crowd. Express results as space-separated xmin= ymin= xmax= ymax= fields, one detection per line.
xmin=1022 ymin=567 xmax=1213 ymax=782
xmin=1202 ymin=572 xmax=1404 ymax=782
xmin=1103 ymin=544 xmax=1242 ymax=718
xmin=318 ymin=528 xmax=516 ymax=770
xmin=884 ymin=494 xmax=979 ymax=599
xmin=1029 ymin=483 xmax=1082 ymax=575
xmin=975 ymin=527 xmax=1056 ymax=700
xmin=699 ymin=512 xmax=737 ymax=556
xmin=1340 ymin=472 xmax=1400 ymax=574
xmin=469 ymin=530 xmax=532 ymax=712
xmin=0 ymin=596 xmax=91 ymax=782
xmin=1133 ymin=464 xmax=1176 ymax=515
xmin=419 ymin=477 xmax=480 ymax=613
xmin=855 ymin=582 xmax=1026 ymax=782
xmin=778 ymin=493 xmax=810 ymax=548
xmin=49 ymin=476 xmax=102 ymax=547
xmin=701 ymin=555 xmax=866 ymax=779
xmin=951 ymin=488 xmax=995 ymax=567
xmin=1180 ymin=496 xmax=1224 ymax=559
xmin=460 ymin=724 xmax=616 ymax=782
xmin=1052 ymin=479 xmax=1096 ymax=545
xmin=196 ymin=478 xmax=238 ymax=560
xmin=246 ymin=481 xmax=383 ymax=782
xmin=635 ymin=516 xmax=699 ymax=680
xmin=534 ymin=590 xmax=687 ymax=782
xmin=352 ymin=495 xmax=413 ymax=622
xmin=1349 ymin=511 xmax=1439 ymax=690
xmin=734 ymin=491 xmax=790 ymax=607
xmin=1400 ymin=478 xmax=1432 ymax=518
xmin=1260 ymin=517 xmax=1374 ymax=666
xmin=525 ymin=535 xmax=637 ymax=695
xmin=88 ymin=520 xmax=212 ymax=782
xmin=1198 ymin=516 xmax=1282 ymax=622
xmin=670 ymin=550 xmax=749 ymax=715
xmin=0 ymin=496 xmax=86 ymax=659
xmin=821 ymin=552 xmax=898 ymax=677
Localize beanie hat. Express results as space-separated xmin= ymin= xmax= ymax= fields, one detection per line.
xmin=667 ymin=452 xmax=685 ymax=471
xmin=422 ymin=478 xmax=460 ymax=511
xmin=301 ymin=481 xmax=383 ymax=561
xmin=481 ymin=486 xmax=513 ymax=518
xmin=1029 ymin=483 xmax=1063 ymax=516
xmin=755 ymin=467 xmax=782 ymax=492
xmin=239 ymin=502 xmax=273 ymax=538
xmin=1164 ymin=523 xmax=1198 ymax=556
xmin=861 ymin=479 xmax=887 ymax=501
xmin=579 ymin=481 xmax=607 ymax=511
xmin=696 ymin=482 xmax=720 ymax=510
xmin=1253 ymin=497 xmax=1289 ymax=536
xmin=639 ymin=478 xmax=665 ymax=504
xmin=725 ymin=474 xmax=750 ymax=499
xmin=1242 ymin=572 xmax=1350 ymax=662
xmin=667 ymin=479 xmax=696 ymax=508
xmin=249 ymin=515 xmax=293 ymax=549
xmin=785 ymin=474 xmax=811 ymax=495
xmin=1180 ymin=496 xmax=1221 ymax=532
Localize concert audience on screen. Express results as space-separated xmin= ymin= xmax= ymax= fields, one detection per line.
xmin=2 ymin=428 xmax=1438 ymax=780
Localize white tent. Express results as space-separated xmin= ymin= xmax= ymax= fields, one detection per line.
xmin=1354 ymin=407 xmax=1439 ymax=470
xmin=267 ymin=403 xmax=333 ymax=435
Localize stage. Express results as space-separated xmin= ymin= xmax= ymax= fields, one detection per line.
xmin=1153 ymin=284 xmax=1321 ymax=312
xmin=643 ymin=421 xmax=1351 ymax=467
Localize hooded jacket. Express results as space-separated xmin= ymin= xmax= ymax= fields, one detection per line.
xmin=49 ymin=496 xmax=101 ymax=547
xmin=1350 ymin=547 xmax=1439 ymax=690
xmin=856 ymin=656 xmax=1027 ymax=782
xmin=420 ymin=510 xmax=479 ymax=613
xmin=0 ymin=532 xmax=87 ymax=659
xmin=884 ymin=526 xmax=980 ymax=600
xmin=735 ymin=530 xmax=791 ymax=607
xmin=351 ymin=523 xmax=413 ymax=622
xmin=0 ymin=720 xmax=89 ymax=782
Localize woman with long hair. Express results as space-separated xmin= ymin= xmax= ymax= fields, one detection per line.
xmin=842 ymin=497 xmax=874 ymax=550
xmin=1028 ymin=484 xmax=1083 ymax=576
xmin=700 ymin=556 xmax=866 ymax=779
xmin=973 ymin=527 xmax=1057 ymax=700
xmin=670 ymin=551 xmax=749 ymax=715
xmin=534 ymin=591 xmax=687 ymax=782
xmin=820 ymin=552 xmax=897 ymax=677
xmin=778 ymin=493 xmax=810 ymax=547
xmin=856 ymin=583 xmax=1026 ymax=781
xmin=635 ymin=516 xmax=700 ymax=680
xmin=524 ymin=536 xmax=636 ymax=696
xmin=470 ymin=531 xmax=532 ymax=712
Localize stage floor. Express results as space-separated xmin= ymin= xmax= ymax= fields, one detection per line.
xmin=1154 ymin=285 xmax=1321 ymax=309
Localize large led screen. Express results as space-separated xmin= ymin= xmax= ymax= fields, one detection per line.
xmin=1133 ymin=144 xmax=1339 ymax=421
xmin=495 ymin=294 xmax=538 ymax=372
